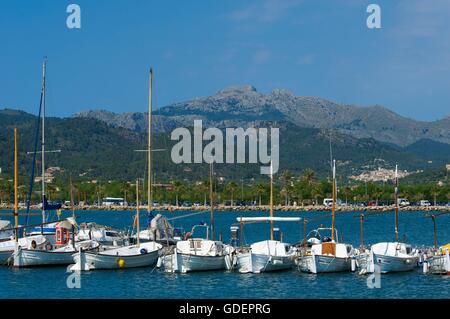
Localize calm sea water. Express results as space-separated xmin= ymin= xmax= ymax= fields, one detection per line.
xmin=1 ymin=209 xmax=449 ymax=299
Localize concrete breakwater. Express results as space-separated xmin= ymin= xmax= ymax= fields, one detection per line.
xmin=2 ymin=204 xmax=448 ymax=213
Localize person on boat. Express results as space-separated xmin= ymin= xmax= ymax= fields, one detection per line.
xmin=31 ymin=240 xmax=37 ymax=250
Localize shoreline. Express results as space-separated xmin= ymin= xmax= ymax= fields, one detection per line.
xmin=2 ymin=204 xmax=449 ymax=213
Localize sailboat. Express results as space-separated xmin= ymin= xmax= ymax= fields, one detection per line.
xmin=364 ymin=165 xmax=419 ymax=274
xmin=23 ymin=58 xmax=61 ymax=243
xmin=12 ymin=217 xmax=100 ymax=267
xmin=234 ymin=218 xmax=300 ymax=273
xmin=297 ymin=160 xmax=354 ymax=274
xmin=0 ymin=128 xmax=48 ymax=264
xmin=134 ymin=67 xmax=175 ymax=246
xmin=70 ymin=179 xmax=162 ymax=271
xmin=235 ymin=162 xmax=299 ymax=273
xmin=159 ymin=163 xmax=234 ymax=273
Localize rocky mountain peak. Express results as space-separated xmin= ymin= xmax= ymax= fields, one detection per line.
xmin=217 ymin=85 xmax=257 ymax=95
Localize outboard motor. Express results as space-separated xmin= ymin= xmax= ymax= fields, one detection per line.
xmin=230 ymin=225 xmax=240 ymax=247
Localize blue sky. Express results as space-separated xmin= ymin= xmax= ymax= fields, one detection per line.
xmin=0 ymin=0 xmax=449 ymax=121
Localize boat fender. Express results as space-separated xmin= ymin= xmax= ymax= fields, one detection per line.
xmin=117 ymin=258 xmax=125 ymax=268
xmin=45 ymin=243 xmax=53 ymax=251
xmin=140 ymin=248 xmax=148 ymax=254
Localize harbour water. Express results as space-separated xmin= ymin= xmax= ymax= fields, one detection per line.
xmin=1 ymin=210 xmax=449 ymax=299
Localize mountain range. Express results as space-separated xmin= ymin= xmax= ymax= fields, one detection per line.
xmin=74 ymin=85 xmax=450 ymax=147
xmin=1 ymin=86 xmax=449 ymax=182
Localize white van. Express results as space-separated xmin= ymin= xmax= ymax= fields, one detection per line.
xmin=397 ymin=198 xmax=410 ymax=206
xmin=419 ymin=200 xmax=431 ymax=207
xmin=323 ymin=198 xmax=342 ymax=207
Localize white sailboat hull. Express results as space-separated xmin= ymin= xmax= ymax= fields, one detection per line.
xmin=73 ymin=249 xmax=159 ymax=270
xmin=13 ymin=249 xmax=74 ymax=267
xmin=72 ymin=242 xmax=161 ymax=270
xmin=13 ymin=240 xmax=99 ymax=267
xmin=0 ymin=235 xmax=48 ymax=264
xmin=236 ymin=252 xmax=294 ymax=273
xmin=372 ymin=253 xmax=418 ymax=273
xmin=161 ymin=252 xmax=227 ymax=273
xmin=298 ymin=254 xmax=352 ymax=274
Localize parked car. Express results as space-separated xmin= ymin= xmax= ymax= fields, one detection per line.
xmin=419 ymin=200 xmax=431 ymax=207
xmin=181 ymin=201 xmax=192 ymax=207
xmin=323 ymin=198 xmax=343 ymax=207
xmin=367 ymin=200 xmax=377 ymax=207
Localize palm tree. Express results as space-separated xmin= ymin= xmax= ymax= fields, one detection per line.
xmin=254 ymin=183 xmax=266 ymax=206
xmin=121 ymin=181 xmax=130 ymax=206
xmin=372 ymin=186 xmax=383 ymax=206
xmin=172 ymin=180 xmax=185 ymax=206
xmin=311 ymin=183 xmax=324 ymax=206
xmin=302 ymin=169 xmax=316 ymax=186
xmin=197 ymin=180 xmax=210 ymax=206
xmin=342 ymin=186 xmax=352 ymax=205
xmin=430 ymin=185 xmax=440 ymax=206
xmin=280 ymin=170 xmax=293 ymax=206
xmin=226 ymin=181 xmax=238 ymax=206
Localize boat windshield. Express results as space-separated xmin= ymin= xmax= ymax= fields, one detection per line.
xmin=306 ymin=228 xmax=337 ymax=243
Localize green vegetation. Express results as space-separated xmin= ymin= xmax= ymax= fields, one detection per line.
xmin=0 ymin=109 xmax=448 ymax=206
xmin=1 ymin=168 xmax=448 ymax=207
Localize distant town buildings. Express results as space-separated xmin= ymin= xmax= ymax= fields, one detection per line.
xmin=349 ymin=167 xmax=410 ymax=182
xmin=34 ymin=166 xmax=63 ymax=183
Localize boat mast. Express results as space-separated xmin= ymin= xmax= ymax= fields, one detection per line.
xmin=41 ymin=59 xmax=47 ymax=224
xmin=136 ymin=179 xmax=140 ymax=247
xmin=359 ymin=214 xmax=365 ymax=249
xmin=209 ymin=162 xmax=215 ymax=241
xmin=394 ymin=164 xmax=399 ymax=242
xmin=147 ymin=67 xmax=153 ymax=219
xmin=14 ymin=128 xmax=19 ymax=242
xmin=431 ymin=215 xmax=437 ymax=249
xmin=70 ymin=175 xmax=75 ymax=219
xmin=331 ymin=159 xmax=336 ymax=242
xmin=270 ymin=161 xmax=274 ymax=240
